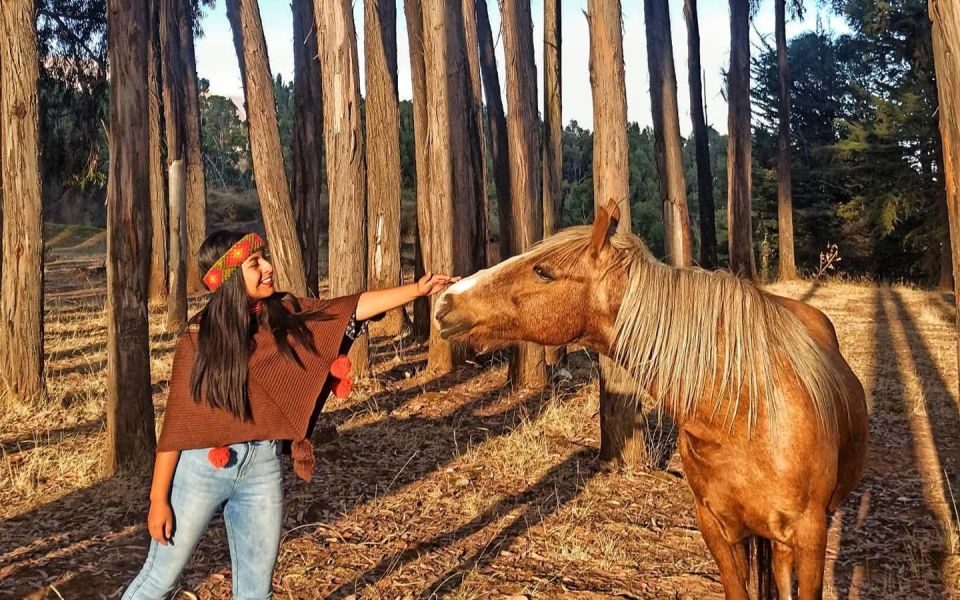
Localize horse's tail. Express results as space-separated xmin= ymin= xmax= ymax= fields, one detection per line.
xmin=746 ymin=536 xmax=775 ymax=599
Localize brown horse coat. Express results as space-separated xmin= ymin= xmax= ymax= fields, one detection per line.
xmin=436 ymin=205 xmax=868 ymax=600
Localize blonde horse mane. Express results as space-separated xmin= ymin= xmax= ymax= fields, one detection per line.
xmin=531 ymin=226 xmax=847 ymax=437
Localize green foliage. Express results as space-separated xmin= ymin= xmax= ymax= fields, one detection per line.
xmin=36 ymin=0 xmax=109 ymax=194
xmin=751 ymin=1 xmax=946 ymax=282
xmin=682 ymin=127 xmax=729 ymax=263
xmin=399 ymin=100 xmax=417 ymax=190
xmin=273 ymin=74 xmax=295 ymax=182
xmin=559 ymin=121 xmax=594 ymax=227
xmin=559 ymin=120 xmax=725 ymax=262
xmin=34 ymin=0 xmax=215 ymax=197
xmin=200 ymin=80 xmax=252 ymax=190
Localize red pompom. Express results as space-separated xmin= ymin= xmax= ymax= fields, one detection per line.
xmin=208 ymin=446 xmax=231 ymax=468
xmin=332 ymin=377 xmax=353 ymax=398
xmin=329 ymin=355 xmax=352 ymax=379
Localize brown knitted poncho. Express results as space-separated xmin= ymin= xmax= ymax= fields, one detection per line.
xmin=156 ymin=294 xmax=361 ymax=481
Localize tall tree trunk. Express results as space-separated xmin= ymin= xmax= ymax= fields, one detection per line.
xmin=476 ymin=0 xmax=512 ymax=261
xmin=105 ymin=0 xmax=157 ymax=472
xmin=727 ymin=0 xmax=755 ymax=278
xmin=180 ymin=0 xmax=207 ymax=293
xmin=0 ymin=35 xmax=4 ymax=284
xmin=934 ymin=138 xmax=954 ymax=291
xmin=314 ymin=0 xmax=368 ymax=369
xmin=645 ymin=0 xmax=693 ymax=268
xmin=683 ymin=0 xmax=717 ymax=269
xmin=0 ymin=0 xmax=45 ymax=404
xmin=421 ymin=0 xmax=482 ymax=373
xmin=403 ymin=0 xmax=432 ymax=336
xmin=543 ymin=0 xmax=562 ymax=236
xmin=226 ymin=0 xmax=246 ymax=80
xmin=161 ymin=0 xmax=188 ymax=332
xmin=775 ymin=0 xmax=796 ymax=280
xmin=930 ymin=0 xmax=960 ymax=381
xmin=543 ymin=0 xmax=565 ymax=369
xmin=462 ymin=0 xmax=491 ymax=267
xmin=291 ymin=0 xmax=324 ymax=296
xmin=588 ymin=0 xmax=643 ymax=467
xmin=227 ymin=0 xmax=307 ymax=296
xmin=501 ymin=0 xmax=547 ymax=388
xmin=365 ymin=0 xmax=404 ymax=335
xmin=148 ymin=0 xmax=168 ymax=303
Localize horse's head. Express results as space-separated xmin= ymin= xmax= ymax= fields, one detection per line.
xmin=435 ymin=202 xmax=637 ymax=353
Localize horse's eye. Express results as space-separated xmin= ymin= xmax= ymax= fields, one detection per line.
xmin=533 ymin=265 xmax=554 ymax=282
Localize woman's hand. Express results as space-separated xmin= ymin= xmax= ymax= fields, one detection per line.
xmin=356 ymin=274 xmax=460 ymax=320
xmin=147 ymin=500 xmax=175 ymax=545
xmin=146 ymin=450 xmax=179 ymax=545
xmin=416 ymin=273 xmax=460 ymax=297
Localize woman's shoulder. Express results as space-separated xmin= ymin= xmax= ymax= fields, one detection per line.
xmin=172 ymin=314 xmax=202 ymax=348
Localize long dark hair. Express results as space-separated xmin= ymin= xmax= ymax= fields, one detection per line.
xmin=189 ymin=230 xmax=327 ymax=420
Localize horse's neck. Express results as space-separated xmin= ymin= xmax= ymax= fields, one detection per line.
xmin=583 ymin=264 xmax=633 ymax=355
xmin=605 ymin=259 xmax=715 ymax=427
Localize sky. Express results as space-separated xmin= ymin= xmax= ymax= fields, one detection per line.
xmin=194 ymin=0 xmax=849 ymax=135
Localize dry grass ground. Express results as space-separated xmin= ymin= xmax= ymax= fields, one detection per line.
xmin=1 ymin=256 xmax=959 ymax=598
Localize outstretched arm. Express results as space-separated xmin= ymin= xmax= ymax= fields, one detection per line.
xmin=355 ymin=273 xmax=458 ymax=321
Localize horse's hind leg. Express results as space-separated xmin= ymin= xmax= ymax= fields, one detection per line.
xmin=794 ymin=515 xmax=827 ymax=600
xmin=693 ymin=500 xmax=749 ymax=600
xmin=772 ymin=541 xmax=794 ymax=600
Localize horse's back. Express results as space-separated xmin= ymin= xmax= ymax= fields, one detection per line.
xmin=768 ymin=293 xmax=840 ymax=351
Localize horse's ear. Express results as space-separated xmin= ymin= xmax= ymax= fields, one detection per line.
xmin=590 ymin=200 xmax=621 ymax=255
xmin=605 ymin=200 xmax=621 ymax=227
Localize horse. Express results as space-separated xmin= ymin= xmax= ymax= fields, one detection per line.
xmin=434 ymin=202 xmax=868 ymax=600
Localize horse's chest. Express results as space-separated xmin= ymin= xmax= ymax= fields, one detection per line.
xmin=678 ymin=427 xmax=816 ymax=544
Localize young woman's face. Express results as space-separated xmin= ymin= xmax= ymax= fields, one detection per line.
xmin=241 ymin=250 xmax=274 ymax=300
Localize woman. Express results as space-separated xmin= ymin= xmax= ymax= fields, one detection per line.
xmin=123 ymin=230 xmax=455 ymax=599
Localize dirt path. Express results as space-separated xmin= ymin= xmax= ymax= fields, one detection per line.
xmin=1 ymin=277 xmax=958 ymax=598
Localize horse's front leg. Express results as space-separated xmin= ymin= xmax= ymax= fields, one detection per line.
xmin=773 ymin=540 xmax=795 ymax=600
xmin=680 ymin=426 xmax=750 ymax=599
xmin=693 ymin=499 xmax=750 ymax=600
xmin=794 ymin=513 xmax=827 ymax=600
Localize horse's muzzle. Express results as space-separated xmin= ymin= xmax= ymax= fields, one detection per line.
xmin=434 ymin=292 xmax=454 ymax=322
xmin=434 ymin=292 xmax=471 ymax=340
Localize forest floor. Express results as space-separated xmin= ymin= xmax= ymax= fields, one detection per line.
xmin=2 ymin=238 xmax=959 ymax=599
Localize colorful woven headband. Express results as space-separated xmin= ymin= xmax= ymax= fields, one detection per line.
xmin=203 ymin=233 xmax=265 ymax=291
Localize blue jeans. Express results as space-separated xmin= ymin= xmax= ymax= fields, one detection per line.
xmin=122 ymin=440 xmax=284 ymax=600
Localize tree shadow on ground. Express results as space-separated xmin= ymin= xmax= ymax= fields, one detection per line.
xmin=0 ymin=341 xmax=593 ymax=598
xmin=0 ymin=419 xmax=105 ymax=455
xmin=933 ymin=292 xmax=958 ymax=326
xmin=320 ymin=448 xmax=598 ymax=599
xmin=0 ymin=474 xmax=149 ymax=598
xmin=830 ymin=287 xmax=952 ymax=598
